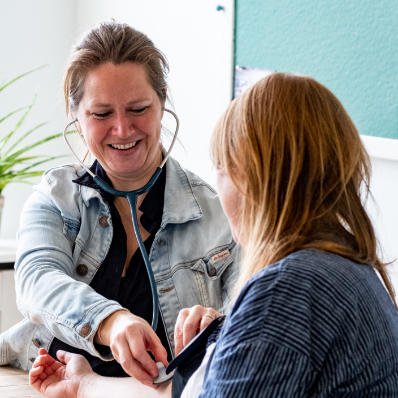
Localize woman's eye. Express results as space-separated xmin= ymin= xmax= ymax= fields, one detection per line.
xmin=131 ymin=107 xmax=147 ymax=114
xmin=93 ymin=112 xmax=111 ymax=119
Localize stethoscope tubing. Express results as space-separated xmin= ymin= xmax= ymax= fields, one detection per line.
xmin=63 ymin=108 xmax=179 ymax=331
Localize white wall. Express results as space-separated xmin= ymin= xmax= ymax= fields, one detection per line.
xmin=362 ymin=136 xmax=398 ymax=290
xmin=0 ymin=0 xmax=77 ymax=240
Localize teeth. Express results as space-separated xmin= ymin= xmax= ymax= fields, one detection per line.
xmin=111 ymin=142 xmax=137 ymax=150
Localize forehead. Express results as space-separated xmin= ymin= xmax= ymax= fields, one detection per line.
xmin=81 ymin=62 xmax=156 ymax=105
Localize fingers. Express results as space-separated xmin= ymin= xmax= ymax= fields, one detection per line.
xmin=199 ymin=315 xmax=214 ymax=332
xmin=174 ymin=306 xmax=222 ymax=356
xmin=174 ymin=308 xmax=189 ymax=356
xmin=182 ymin=311 xmax=200 ymax=348
xmin=113 ymin=335 xmax=157 ymax=386
xmin=146 ymin=330 xmax=169 ymax=368
xmin=29 ymin=349 xmax=60 ymax=390
xmin=56 ymin=350 xmax=75 ymax=365
xmin=29 ymin=365 xmax=44 ymax=388
xmin=39 ymin=348 xmax=48 ymax=356
xmin=108 ymin=313 xmax=169 ymax=388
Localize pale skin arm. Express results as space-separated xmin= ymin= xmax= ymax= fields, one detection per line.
xmin=30 ymin=348 xmax=171 ymax=398
xmin=79 ymin=372 xmax=172 ymax=398
xmin=29 ymin=306 xmax=220 ymax=397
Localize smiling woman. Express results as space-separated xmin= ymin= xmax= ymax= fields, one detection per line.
xmin=0 ymin=21 xmax=239 ymax=391
xmin=75 ymin=62 xmax=164 ymax=189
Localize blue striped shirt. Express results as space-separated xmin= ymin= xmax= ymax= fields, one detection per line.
xmin=198 ymin=249 xmax=398 ymax=397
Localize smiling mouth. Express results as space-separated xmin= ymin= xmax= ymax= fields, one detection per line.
xmin=110 ymin=141 xmax=139 ymax=150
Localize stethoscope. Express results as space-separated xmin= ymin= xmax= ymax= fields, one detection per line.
xmin=63 ymin=108 xmax=179 ymax=333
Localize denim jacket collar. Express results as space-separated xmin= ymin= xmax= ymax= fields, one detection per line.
xmin=162 ymin=157 xmax=203 ymax=228
xmin=74 ymin=157 xmax=202 ymax=227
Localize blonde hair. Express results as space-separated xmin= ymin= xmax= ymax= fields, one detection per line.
xmin=63 ymin=21 xmax=169 ymax=165
xmin=212 ymin=73 xmax=396 ymax=304
xmin=63 ymin=21 xmax=169 ymax=116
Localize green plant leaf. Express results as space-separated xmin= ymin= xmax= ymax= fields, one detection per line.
xmin=2 ymin=132 xmax=63 ymax=165
xmin=19 ymin=155 xmax=69 ymax=172
xmin=4 ymin=121 xmax=48 ymax=156
xmin=0 ymin=66 xmax=67 ymax=193
xmin=0 ymin=94 xmax=37 ymax=153
xmin=0 ymin=156 xmax=40 ymax=173
xmin=0 ymin=107 xmax=28 ymax=125
xmin=0 ymin=66 xmax=47 ymax=93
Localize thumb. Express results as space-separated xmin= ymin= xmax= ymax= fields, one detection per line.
xmin=147 ymin=334 xmax=169 ymax=368
xmin=56 ymin=350 xmax=74 ymax=365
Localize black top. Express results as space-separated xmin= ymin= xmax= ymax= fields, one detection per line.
xmin=49 ymin=160 xmax=171 ymax=377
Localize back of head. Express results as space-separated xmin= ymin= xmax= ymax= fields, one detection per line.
xmin=212 ymin=73 xmax=395 ymax=302
xmin=64 ymin=21 xmax=168 ymax=116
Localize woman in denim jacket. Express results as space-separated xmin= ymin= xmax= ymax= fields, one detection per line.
xmin=0 ymin=22 xmax=238 ymax=386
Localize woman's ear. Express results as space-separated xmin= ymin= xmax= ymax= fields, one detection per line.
xmin=73 ymin=119 xmax=82 ymax=134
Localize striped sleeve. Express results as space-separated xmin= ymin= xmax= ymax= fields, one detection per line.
xmin=198 ymin=340 xmax=310 ymax=397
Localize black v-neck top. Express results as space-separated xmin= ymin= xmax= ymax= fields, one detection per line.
xmin=49 ymin=160 xmax=172 ymax=377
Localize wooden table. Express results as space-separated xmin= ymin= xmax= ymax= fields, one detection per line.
xmin=0 ymin=366 xmax=45 ymax=397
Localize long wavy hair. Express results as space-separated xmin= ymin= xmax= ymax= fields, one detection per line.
xmin=212 ymin=73 xmax=396 ymax=304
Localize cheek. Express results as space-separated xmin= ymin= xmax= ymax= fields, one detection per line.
xmin=216 ymin=173 xmax=242 ymax=239
xmin=81 ymin=122 xmax=101 ymax=148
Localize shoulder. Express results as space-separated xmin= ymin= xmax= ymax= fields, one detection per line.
xmin=164 ymin=157 xmax=227 ymax=224
xmin=243 ymin=249 xmax=379 ymax=303
xmin=167 ymin=157 xmax=221 ymax=208
xmin=26 ymin=163 xmax=88 ymax=220
xmin=226 ymin=250 xmax=393 ymax=354
xmin=36 ymin=163 xmax=81 ymax=192
xmin=172 ymin=158 xmax=217 ymax=195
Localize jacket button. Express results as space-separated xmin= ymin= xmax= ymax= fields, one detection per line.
xmin=170 ymin=333 xmax=174 ymax=340
xmin=76 ymin=264 xmax=88 ymax=276
xmin=29 ymin=357 xmax=36 ymax=363
xmin=99 ymin=215 xmax=109 ymax=227
xmin=32 ymin=339 xmax=41 ymax=348
xmin=209 ymin=265 xmax=217 ymax=277
xmin=80 ymin=323 xmax=92 ymax=337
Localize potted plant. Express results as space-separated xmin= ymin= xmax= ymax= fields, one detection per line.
xmin=0 ymin=68 xmax=65 ymax=226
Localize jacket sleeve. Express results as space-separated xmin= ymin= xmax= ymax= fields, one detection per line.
xmin=14 ymin=172 xmax=124 ymax=360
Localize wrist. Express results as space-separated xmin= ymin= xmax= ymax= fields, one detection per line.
xmin=95 ymin=310 xmax=128 ymax=346
xmin=78 ymin=373 xmax=100 ymax=398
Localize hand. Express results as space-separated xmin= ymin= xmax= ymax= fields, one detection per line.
xmin=96 ymin=310 xmax=168 ymax=388
xmin=29 ymin=348 xmax=94 ymax=398
xmin=174 ymin=305 xmax=221 ymax=356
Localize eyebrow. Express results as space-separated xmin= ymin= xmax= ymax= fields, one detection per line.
xmin=90 ymin=99 xmax=152 ymax=108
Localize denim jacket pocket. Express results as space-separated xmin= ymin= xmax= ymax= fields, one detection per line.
xmin=191 ymin=248 xmax=233 ymax=279
xmin=188 ymin=248 xmax=234 ymax=310
xmin=205 ymin=248 xmax=233 ymax=280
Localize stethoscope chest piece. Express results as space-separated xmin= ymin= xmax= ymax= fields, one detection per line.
xmin=153 ymin=362 xmax=175 ymax=385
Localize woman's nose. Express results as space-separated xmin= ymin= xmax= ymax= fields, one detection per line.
xmin=113 ymin=113 xmax=134 ymax=137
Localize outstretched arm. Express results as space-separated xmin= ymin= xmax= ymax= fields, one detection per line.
xmin=30 ymin=349 xmax=172 ymax=398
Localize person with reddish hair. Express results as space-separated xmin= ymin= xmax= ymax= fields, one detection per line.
xmin=30 ymin=73 xmax=398 ymax=397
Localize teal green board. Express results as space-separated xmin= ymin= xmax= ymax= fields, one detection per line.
xmin=235 ymin=0 xmax=398 ymax=139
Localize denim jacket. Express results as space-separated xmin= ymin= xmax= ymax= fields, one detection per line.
xmin=0 ymin=157 xmax=238 ymax=371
